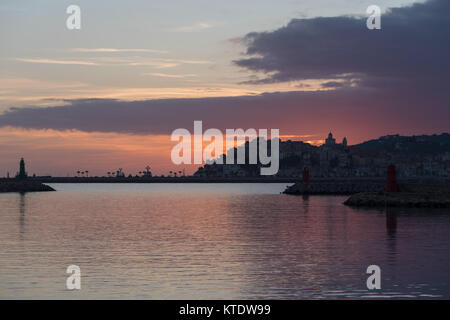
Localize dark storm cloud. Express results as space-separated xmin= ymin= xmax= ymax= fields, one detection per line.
xmin=234 ymin=0 xmax=450 ymax=88
xmin=0 ymin=86 xmax=449 ymax=141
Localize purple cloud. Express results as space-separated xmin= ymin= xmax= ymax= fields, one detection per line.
xmin=234 ymin=0 xmax=450 ymax=92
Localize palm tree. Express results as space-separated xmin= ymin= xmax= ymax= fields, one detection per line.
xmin=169 ymin=170 xmax=173 ymax=177
xmin=76 ymin=170 xmax=80 ymax=177
xmin=107 ymin=171 xmax=111 ymax=177
xmin=85 ymin=170 xmax=89 ymax=177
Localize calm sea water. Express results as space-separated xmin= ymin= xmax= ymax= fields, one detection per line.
xmin=1 ymin=183 xmax=449 ymax=299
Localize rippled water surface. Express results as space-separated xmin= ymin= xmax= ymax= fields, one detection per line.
xmin=1 ymin=183 xmax=450 ymax=299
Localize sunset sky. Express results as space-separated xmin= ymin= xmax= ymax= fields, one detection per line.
xmin=1 ymin=0 xmax=449 ymax=176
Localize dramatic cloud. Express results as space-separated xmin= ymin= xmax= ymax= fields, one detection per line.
xmin=1 ymin=85 xmax=449 ymax=144
xmin=234 ymin=0 xmax=450 ymax=92
xmin=1 ymin=0 xmax=448 ymax=145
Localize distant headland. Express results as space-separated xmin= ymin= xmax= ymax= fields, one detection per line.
xmin=193 ymin=132 xmax=450 ymax=179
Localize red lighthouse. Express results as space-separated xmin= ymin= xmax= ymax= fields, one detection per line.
xmin=386 ymin=164 xmax=399 ymax=192
xmin=302 ymin=167 xmax=310 ymax=184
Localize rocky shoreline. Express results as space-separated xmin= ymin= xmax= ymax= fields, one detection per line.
xmin=0 ymin=180 xmax=55 ymax=193
xmin=343 ymin=183 xmax=450 ymax=208
xmin=283 ymin=181 xmax=450 ymax=208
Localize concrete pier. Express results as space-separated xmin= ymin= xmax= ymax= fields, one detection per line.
xmin=0 ymin=181 xmax=55 ymax=193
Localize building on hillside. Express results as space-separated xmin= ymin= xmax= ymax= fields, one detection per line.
xmin=325 ymin=132 xmax=336 ymax=146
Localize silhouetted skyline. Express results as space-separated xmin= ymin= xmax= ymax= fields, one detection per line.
xmin=0 ymin=0 xmax=448 ymax=176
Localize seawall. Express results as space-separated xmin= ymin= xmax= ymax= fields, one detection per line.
xmin=283 ymin=179 xmax=385 ymax=195
xmin=0 ymin=180 xmax=55 ymax=193
xmin=344 ymin=183 xmax=450 ymax=208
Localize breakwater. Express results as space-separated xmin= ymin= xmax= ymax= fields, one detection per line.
xmin=344 ymin=183 xmax=450 ymax=208
xmin=8 ymin=176 xmax=405 ymax=185
xmin=7 ymin=177 xmax=300 ymax=184
xmin=283 ymin=179 xmax=385 ymax=195
xmin=283 ymin=178 xmax=450 ymax=195
xmin=0 ymin=180 xmax=55 ymax=193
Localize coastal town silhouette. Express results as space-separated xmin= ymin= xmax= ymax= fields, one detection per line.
xmin=3 ymin=132 xmax=450 ymax=181
xmin=2 ymin=131 xmax=450 ymax=207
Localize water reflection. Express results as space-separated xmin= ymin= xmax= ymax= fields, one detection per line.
xmin=385 ymin=208 xmax=398 ymax=267
xmin=19 ymin=193 xmax=26 ymax=239
xmin=0 ymin=183 xmax=449 ymax=299
xmin=386 ymin=209 xmax=397 ymax=239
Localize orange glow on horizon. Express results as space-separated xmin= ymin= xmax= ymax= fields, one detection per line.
xmin=0 ymin=127 xmax=334 ymax=177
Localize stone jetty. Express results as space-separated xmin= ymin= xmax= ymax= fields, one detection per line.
xmin=0 ymin=180 xmax=55 ymax=193
xmin=284 ymin=163 xmax=450 ymax=207
xmin=283 ymin=179 xmax=385 ymax=195
xmin=344 ymin=183 xmax=450 ymax=208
